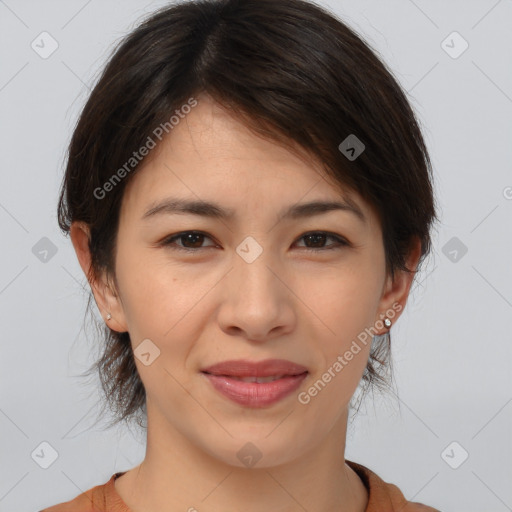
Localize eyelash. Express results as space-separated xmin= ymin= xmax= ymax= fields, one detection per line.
xmin=160 ymin=230 xmax=349 ymax=253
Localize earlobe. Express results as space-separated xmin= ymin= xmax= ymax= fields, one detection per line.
xmin=375 ymin=237 xmax=422 ymax=334
xmin=69 ymin=221 xmax=128 ymax=333
xmin=97 ymin=276 xmax=129 ymax=333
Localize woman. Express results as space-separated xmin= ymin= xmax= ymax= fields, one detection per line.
xmin=41 ymin=0 xmax=440 ymax=510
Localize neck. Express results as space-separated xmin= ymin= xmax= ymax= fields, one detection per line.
xmin=115 ymin=403 xmax=368 ymax=512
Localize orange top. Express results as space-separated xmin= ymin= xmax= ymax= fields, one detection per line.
xmin=39 ymin=459 xmax=440 ymax=511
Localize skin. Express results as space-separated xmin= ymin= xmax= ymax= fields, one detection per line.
xmin=71 ymin=94 xmax=421 ymax=512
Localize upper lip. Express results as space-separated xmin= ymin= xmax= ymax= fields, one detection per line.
xmin=201 ymin=359 xmax=308 ymax=377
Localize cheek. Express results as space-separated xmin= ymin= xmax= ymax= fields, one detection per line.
xmin=115 ymin=247 xmax=217 ymax=362
xmin=299 ymin=279 xmax=377 ymax=416
xmin=312 ymin=268 xmax=382 ymax=343
xmin=301 ymin=264 xmax=382 ymax=399
xmin=111 ymin=252 xmax=164 ymax=355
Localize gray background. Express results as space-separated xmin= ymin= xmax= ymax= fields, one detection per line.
xmin=1 ymin=1 xmax=511 ymax=511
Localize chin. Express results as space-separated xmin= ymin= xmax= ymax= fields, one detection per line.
xmin=198 ymin=429 xmax=308 ymax=470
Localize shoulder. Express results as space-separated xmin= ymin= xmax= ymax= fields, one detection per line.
xmin=383 ymin=481 xmax=441 ymax=512
xmin=39 ymin=473 xmax=121 ymax=512
xmin=346 ymin=459 xmax=441 ymax=512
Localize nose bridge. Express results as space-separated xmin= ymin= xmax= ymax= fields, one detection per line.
xmin=212 ymin=201 xmax=305 ymax=339
xmin=233 ymin=232 xmax=280 ymax=300
xmin=218 ymin=232 xmax=292 ymax=336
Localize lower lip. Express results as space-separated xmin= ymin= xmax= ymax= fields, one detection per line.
xmin=202 ymin=372 xmax=308 ymax=408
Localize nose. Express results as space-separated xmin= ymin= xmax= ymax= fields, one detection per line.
xmin=216 ymin=246 xmax=296 ymax=343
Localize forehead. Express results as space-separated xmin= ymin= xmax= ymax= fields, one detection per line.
xmin=119 ymin=96 xmax=377 ymax=228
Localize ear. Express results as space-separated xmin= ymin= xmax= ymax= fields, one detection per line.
xmin=70 ymin=221 xmax=128 ymax=333
xmin=374 ymin=236 xmax=422 ymax=334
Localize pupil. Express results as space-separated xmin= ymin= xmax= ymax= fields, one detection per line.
xmin=180 ymin=233 xmax=327 ymax=249
xmin=184 ymin=233 xmax=203 ymax=248
xmin=306 ymin=233 xmax=325 ymax=247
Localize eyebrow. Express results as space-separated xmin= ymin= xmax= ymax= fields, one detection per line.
xmin=141 ymin=197 xmax=366 ymax=223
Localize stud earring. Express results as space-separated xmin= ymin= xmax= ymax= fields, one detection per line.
xmin=106 ymin=313 xmax=112 ymax=321
xmin=384 ymin=317 xmax=392 ymax=328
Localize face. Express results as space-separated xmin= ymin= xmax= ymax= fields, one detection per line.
xmin=76 ymin=95 xmax=415 ymax=468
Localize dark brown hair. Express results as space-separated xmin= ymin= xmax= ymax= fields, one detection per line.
xmin=58 ymin=0 xmax=437 ymax=430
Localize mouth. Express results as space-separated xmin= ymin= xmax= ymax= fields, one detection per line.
xmin=200 ymin=359 xmax=309 ymax=407
xmin=203 ymin=374 xmax=298 ymax=383
xmin=200 ymin=358 xmax=309 ymax=378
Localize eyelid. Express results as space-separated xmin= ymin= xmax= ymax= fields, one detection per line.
xmin=159 ymin=230 xmax=351 ymax=252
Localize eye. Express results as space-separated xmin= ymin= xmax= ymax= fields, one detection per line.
xmin=295 ymin=231 xmax=349 ymax=252
xmin=160 ymin=230 xmax=349 ymax=253
xmin=160 ymin=231 xmax=217 ymax=252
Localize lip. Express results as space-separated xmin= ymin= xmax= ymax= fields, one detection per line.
xmin=201 ymin=359 xmax=309 ymax=408
xmin=202 ymin=373 xmax=308 ymax=408
xmin=201 ymin=358 xmax=308 ymax=377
